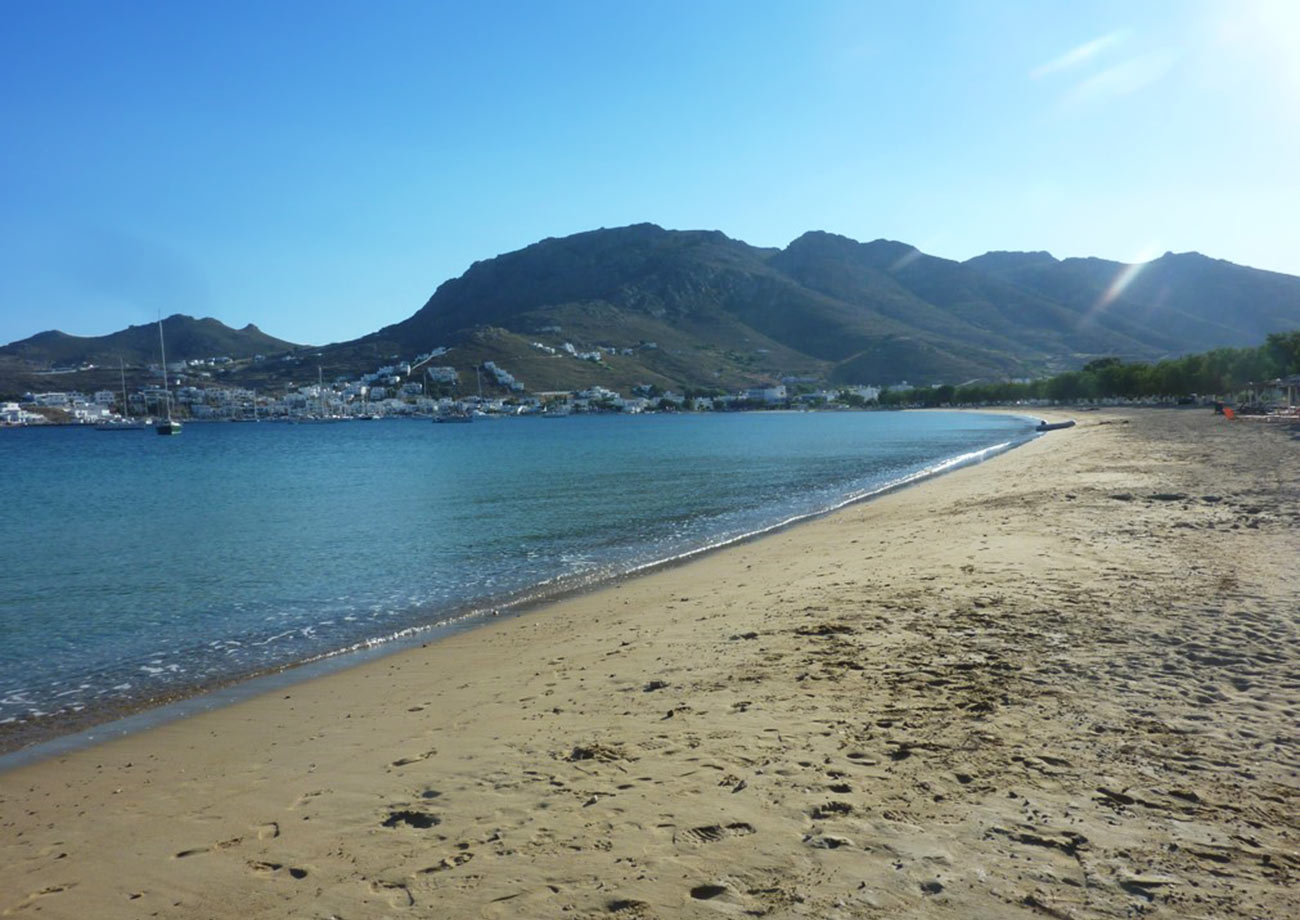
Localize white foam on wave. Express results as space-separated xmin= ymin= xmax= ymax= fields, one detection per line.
xmin=620 ymin=439 xmax=1018 ymax=577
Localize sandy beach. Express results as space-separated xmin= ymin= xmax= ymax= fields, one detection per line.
xmin=2 ymin=408 xmax=1297 ymax=919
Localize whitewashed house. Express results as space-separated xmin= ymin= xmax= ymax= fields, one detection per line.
xmin=744 ymin=385 xmax=787 ymax=404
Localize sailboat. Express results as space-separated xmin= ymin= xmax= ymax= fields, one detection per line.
xmin=432 ymin=405 xmax=474 ymax=423
xmin=95 ymin=359 xmax=149 ymax=430
xmin=155 ymin=318 xmax=182 ymax=436
xmin=297 ymin=366 xmax=342 ymax=422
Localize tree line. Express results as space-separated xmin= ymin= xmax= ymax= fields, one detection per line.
xmin=873 ymin=330 xmax=1300 ymax=407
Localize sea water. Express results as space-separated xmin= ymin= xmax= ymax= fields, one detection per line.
xmin=0 ymin=411 xmax=1035 ymax=744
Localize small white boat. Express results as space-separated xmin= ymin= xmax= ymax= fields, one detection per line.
xmin=94 ymin=417 xmax=149 ymax=431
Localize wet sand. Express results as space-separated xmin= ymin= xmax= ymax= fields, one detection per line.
xmin=2 ymin=408 xmax=1297 ymax=919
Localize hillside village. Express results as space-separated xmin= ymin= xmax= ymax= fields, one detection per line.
xmin=2 ymin=342 xmax=884 ymax=425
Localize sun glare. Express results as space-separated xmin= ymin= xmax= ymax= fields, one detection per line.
xmin=1208 ymin=0 xmax=1300 ymax=98
xmin=1098 ymin=261 xmax=1146 ymax=309
xmin=888 ymin=248 xmax=923 ymax=272
xmin=1089 ymin=247 xmax=1161 ymax=321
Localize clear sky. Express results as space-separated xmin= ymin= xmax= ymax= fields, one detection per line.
xmin=2 ymin=0 xmax=1296 ymax=346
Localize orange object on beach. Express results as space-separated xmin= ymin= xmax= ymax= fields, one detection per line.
xmin=1223 ymin=407 xmax=1236 ymax=420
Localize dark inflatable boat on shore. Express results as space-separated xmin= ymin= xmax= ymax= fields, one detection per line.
xmin=1036 ymin=419 xmax=1076 ymax=432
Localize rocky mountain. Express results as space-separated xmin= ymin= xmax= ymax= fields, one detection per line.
xmin=6 ymin=225 xmax=1300 ymax=397
xmin=356 ymin=224 xmax=1300 ymax=388
xmin=964 ymin=249 xmax=1300 ymax=353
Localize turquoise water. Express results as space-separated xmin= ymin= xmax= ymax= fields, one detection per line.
xmin=0 ymin=411 xmax=1035 ymax=741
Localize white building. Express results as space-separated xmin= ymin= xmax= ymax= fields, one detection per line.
xmin=577 ymin=386 xmax=619 ymax=402
xmin=841 ymin=385 xmax=882 ymax=402
xmin=614 ymin=396 xmax=651 ymax=413
xmin=744 ymin=385 xmax=788 ymax=404
xmin=1 ymin=401 xmax=43 ymax=425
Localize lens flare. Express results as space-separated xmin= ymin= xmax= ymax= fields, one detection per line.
xmin=889 ymin=248 xmax=923 ymax=272
xmin=1087 ymin=247 xmax=1160 ymax=323
xmin=1098 ymin=260 xmax=1147 ymax=309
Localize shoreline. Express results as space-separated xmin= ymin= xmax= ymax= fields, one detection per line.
xmin=0 ymin=411 xmax=1042 ymax=763
xmin=4 ymin=407 xmax=1294 ymax=918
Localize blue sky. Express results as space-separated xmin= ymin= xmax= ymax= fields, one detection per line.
xmin=2 ymin=0 xmax=1296 ymax=346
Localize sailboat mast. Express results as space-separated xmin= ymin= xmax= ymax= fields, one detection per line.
xmin=158 ymin=318 xmax=172 ymax=420
xmin=153 ymin=317 xmax=182 ymax=434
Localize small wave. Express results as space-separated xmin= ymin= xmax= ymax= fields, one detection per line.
xmin=255 ymin=631 xmax=297 ymax=647
xmin=619 ymin=439 xmax=1018 ymax=578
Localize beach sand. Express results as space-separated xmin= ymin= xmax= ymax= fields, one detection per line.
xmin=2 ymin=408 xmax=1297 ymax=919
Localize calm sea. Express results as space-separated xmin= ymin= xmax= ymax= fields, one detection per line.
xmin=0 ymin=411 xmax=1035 ymax=746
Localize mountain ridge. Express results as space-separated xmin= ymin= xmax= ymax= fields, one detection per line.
xmin=4 ymin=224 xmax=1299 ymax=396
xmin=0 ymin=316 xmax=298 ymax=367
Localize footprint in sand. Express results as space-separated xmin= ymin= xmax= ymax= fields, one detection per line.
xmin=810 ymin=801 xmax=855 ymax=820
xmin=174 ymin=834 xmax=245 ymax=860
xmin=689 ymin=884 xmax=730 ymax=900
xmin=6 ymin=884 xmax=77 ymax=912
xmin=291 ymin=789 xmax=325 ymax=809
xmin=246 ymin=860 xmax=309 ymax=880
xmin=390 ymin=749 xmax=437 ymax=767
xmin=416 ymin=851 xmax=475 ymax=873
xmin=369 ymin=879 xmax=415 ymax=908
xmin=675 ymin=822 xmax=756 ymax=845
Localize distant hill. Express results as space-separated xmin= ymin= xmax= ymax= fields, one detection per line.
xmin=6 ymin=226 xmax=1300 ymax=398
xmin=0 ymin=316 xmax=303 ymax=399
xmin=963 ymin=249 xmax=1300 ymax=352
xmin=0 ymin=315 xmax=299 ymax=367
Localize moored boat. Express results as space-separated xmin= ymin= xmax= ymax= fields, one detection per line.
xmin=155 ymin=319 xmax=182 ymax=436
xmin=94 ymin=417 xmax=150 ymax=431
